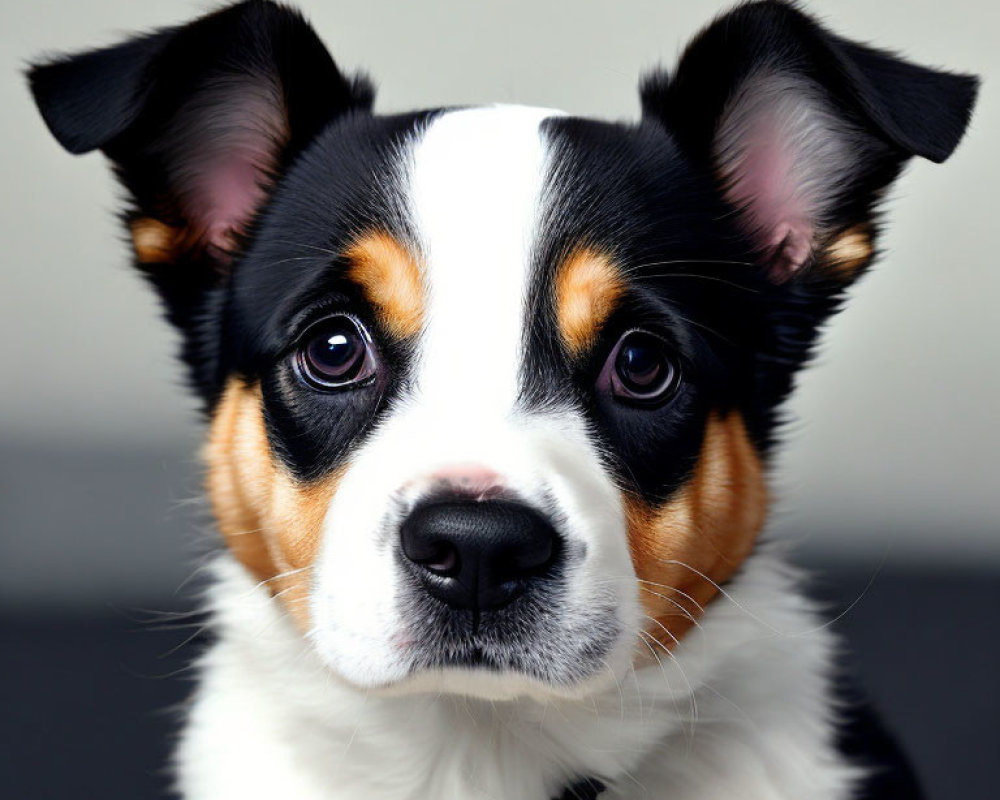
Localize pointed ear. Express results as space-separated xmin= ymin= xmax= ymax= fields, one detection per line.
xmin=28 ymin=0 xmax=373 ymax=275
xmin=641 ymin=0 xmax=978 ymax=283
xmin=28 ymin=0 xmax=373 ymax=399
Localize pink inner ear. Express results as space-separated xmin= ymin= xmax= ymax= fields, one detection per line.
xmin=723 ymin=117 xmax=814 ymax=282
xmin=190 ymin=153 xmax=270 ymax=255
xmin=715 ymin=75 xmax=846 ymax=282
xmin=171 ymin=80 xmax=288 ymax=259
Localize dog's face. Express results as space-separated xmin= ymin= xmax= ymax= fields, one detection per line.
xmin=204 ymin=106 xmax=770 ymax=694
xmin=29 ymin=1 xmax=975 ymax=698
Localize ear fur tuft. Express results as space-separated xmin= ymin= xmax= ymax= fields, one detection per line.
xmin=641 ymin=0 xmax=978 ymax=282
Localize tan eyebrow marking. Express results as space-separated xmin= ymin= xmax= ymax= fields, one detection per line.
xmin=554 ymin=248 xmax=625 ymax=356
xmin=821 ymin=224 xmax=874 ymax=279
xmin=129 ymin=217 xmax=185 ymax=264
xmin=345 ymin=231 xmax=425 ymax=339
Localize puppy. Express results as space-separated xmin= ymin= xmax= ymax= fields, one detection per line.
xmin=28 ymin=1 xmax=977 ymax=798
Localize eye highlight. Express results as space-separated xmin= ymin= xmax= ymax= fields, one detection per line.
xmin=295 ymin=315 xmax=378 ymax=390
xmin=599 ymin=330 xmax=681 ymax=407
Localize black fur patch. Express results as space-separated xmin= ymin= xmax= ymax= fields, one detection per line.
xmin=834 ymin=679 xmax=927 ymax=799
xmin=224 ymin=111 xmax=436 ymax=481
xmin=28 ymin=0 xmax=977 ymax=498
xmin=26 ymin=2 xmax=979 ymax=795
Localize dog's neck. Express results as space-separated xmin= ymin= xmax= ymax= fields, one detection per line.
xmin=175 ymin=551 xmax=857 ymax=800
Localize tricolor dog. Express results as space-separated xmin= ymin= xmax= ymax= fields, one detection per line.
xmin=28 ymin=1 xmax=977 ymax=798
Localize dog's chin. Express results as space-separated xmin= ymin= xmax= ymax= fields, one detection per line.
xmin=377 ymin=665 xmax=611 ymax=702
xmin=310 ymin=634 xmax=630 ymax=702
xmin=309 ymin=578 xmax=630 ymax=699
xmin=329 ymin=661 xmax=626 ymax=703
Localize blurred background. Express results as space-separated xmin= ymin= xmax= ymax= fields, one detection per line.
xmin=1 ymin=0 xmax=996 ymax=798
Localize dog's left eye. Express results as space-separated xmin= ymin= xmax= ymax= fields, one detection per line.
xmin=295 ymin=315 xmax=377 ymax=390
xmin=598 ymin=330 xmax=681 ymax=407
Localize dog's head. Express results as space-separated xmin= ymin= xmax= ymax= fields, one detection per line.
xmin=29 ymin=0 xmax=975 ymax=698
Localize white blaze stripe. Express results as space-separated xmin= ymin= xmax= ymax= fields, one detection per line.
xmin=408 ymin=106 xmax=558 ymax=419
xmin=312 ymin=106 xmax=644 ymax=695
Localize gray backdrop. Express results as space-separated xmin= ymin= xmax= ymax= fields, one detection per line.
xmin=2 ymin=0 xmax=997 ymax=607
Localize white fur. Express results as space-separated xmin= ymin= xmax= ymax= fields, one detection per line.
xmin=176 ymin=106 xmax=860 ymax=799
xmin=310 ymin=107 xmax=640 ymax=697
xmin=176 ymin=550 xmax=859 ymax=799
xmin=411 ymin=105 xmax=555 ymax=420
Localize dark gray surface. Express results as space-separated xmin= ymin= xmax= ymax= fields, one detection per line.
xmin=803 ymin=562 xmax=1000 ymax=800
xmin=1 ymin=443 xmax=997 ymax=798
xmin=0 ymin=564 xmax=997 ymax=800
xmin=0 ymin=441 xmax=205 ymax=606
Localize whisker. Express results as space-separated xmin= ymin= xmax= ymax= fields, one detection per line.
xmin=638 ymin=586 xmax=703 ymax=631
xmin=661 ymin=556 xmax=889 ymax=640
xmin=638 ymin=628 xmax=699 ymax=739
xmin=255 ymin=565 xmax=313 ymax=591
xmin=631 ymin=269 xmax=761 ymax=294
xmin=343 ymin=690 xmax=369 ymax=757
xmin=636 ymin=579 xmax=707 ymax=615
xmin=658 ymin=559 xmax=784 ymax=635
xmin=253 ymin=254 xmax=331 ymax=271
xmin=623 ymin=257 xmax=756 ymax=272
xmin=640 ymin=620 xmax=700 ymax=738
xmin=601 ymin=658 xmax=627 ymax=723
xmin=217 ymin=526 xmax=267 ymax=538
xmin=668 ymin=310 xmax=735 ymax=346
xmin=272 ymin=240 xmax=342 ymax=258
xmin=791 ymin=554 xmax=887 ymax=638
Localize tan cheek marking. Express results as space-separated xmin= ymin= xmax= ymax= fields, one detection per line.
xmin=346 ymin=231 xmax=425 ymax=339
xmin=821 ymin=224 xmax=874 ymax=279
xmin=555 ymin=249 xmax=625 ymax=356
xmin=625 ymin=412 xmax=768 ymax=652
xmin=204 ymin=378 xmax=343 ymax=631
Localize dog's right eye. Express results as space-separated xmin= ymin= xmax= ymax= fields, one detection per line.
xmin=295 ymin=316 xmax=378 ymax=390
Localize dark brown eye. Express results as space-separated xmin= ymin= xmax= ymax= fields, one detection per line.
xmin=296 ymin=316 xmax=376 ymax=389
xmin=602 ymin=330 xmax=680 ymax=406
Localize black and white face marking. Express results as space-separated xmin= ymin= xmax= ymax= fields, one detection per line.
xmin=199 ymin=104 xmax=685 ymax=697
xmin=302 ymin=107 xmax=644 ymax=695
xmin=232 ymin=110 xmax=432 ymax=481
xmin=220 ymin=97 xmax=969 ymax=697
xmin=244 ymin=104 xmax=770 ymax=697
xmin=29 ymin=0 xmax=976 ymax=703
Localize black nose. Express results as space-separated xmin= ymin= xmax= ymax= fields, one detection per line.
xmin=399 ymin=500 xmax=559 ymax=611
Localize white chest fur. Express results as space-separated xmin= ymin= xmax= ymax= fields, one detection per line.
xmin=174 ymin=552 xmax=858 ymax=800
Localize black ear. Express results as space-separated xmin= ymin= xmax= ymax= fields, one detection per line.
xmin=27 ymin=0 xmax=373 ymax=394
xmin=641 ymin=0 xmax=978 ymax=283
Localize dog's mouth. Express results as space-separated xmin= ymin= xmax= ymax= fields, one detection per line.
xmin=443 ymin=644 xmax=500 ymax=671
xmin=396 ymin=581 xmax=623 ymax=690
